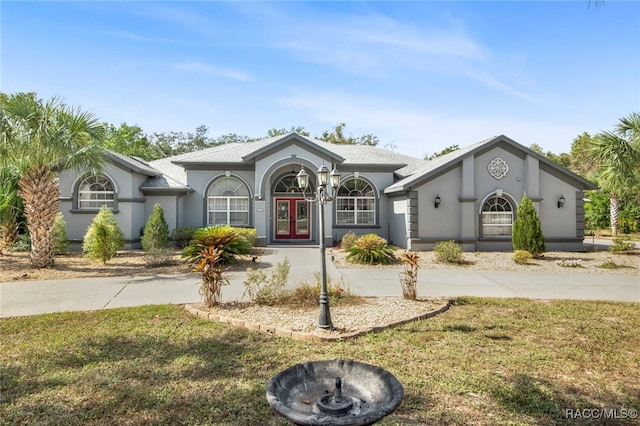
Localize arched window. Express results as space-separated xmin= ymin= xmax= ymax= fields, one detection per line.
xmin=77 ymin=174 xmax=115 ymax=209
xmin=207 ymin=176 xmax=250 ymax=226
xmin=336 ymin=177 xmax=376 ymax=225
xmin=273 ymin=174 xmax=309 ymax=194
xmin=481 ymin=195 xmax=514 ymax=236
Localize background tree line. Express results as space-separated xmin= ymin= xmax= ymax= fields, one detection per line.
xmin=102 ymin=122 xmax=379 ymax=162
xmin=1 ymin=91 xmax=638 ymax=268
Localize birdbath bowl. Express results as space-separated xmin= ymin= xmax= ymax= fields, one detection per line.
xmin=266 ymin=359 xmax=403 ymax=425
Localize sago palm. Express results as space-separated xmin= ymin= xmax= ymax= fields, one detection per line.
xmin=591 ymin=112 xmax=640 ymax=237
xmin=0 ymin=93 xmax=105 ymax=267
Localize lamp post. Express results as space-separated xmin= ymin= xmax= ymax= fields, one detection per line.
xmin=296 ymin=162 xmax=341 ymax=330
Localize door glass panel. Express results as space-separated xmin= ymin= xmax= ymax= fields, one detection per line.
xmin=295 ymin=201 xmax=309 ymax=235
xmin=276 ymin=200 xmax=290 ymax=235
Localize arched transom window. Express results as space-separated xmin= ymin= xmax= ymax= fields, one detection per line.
xmin=78 ymin=175 xmax=115 ymax=209
xmin=273 ymin=174 xmax=310 ymax=194
xmin=207 ymin=176 xmax=250 ymax=226
xmin=336 ymin=177 xmax=376 ymax=225
xmin=481 ymin=195 xmax=514 ymax=236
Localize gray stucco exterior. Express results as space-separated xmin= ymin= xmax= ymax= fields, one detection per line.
xmin=58 ymin=133 xmax=597 ymax=251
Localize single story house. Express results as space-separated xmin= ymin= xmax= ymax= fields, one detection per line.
xmin=58 ymin=133 xmax=597 ymax=251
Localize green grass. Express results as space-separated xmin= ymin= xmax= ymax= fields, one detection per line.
xmin=2 ymin=299 xmax=639 ymax=425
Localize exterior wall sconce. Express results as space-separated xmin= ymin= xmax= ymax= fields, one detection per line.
xmin=434 ymin=194 xmax=441 ymax=208
xmin=557 ymin=194 xmax=565 ymax=208
xmin=296 ymin=162 xmax=341 ymax=330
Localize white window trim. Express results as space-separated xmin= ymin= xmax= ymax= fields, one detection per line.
xmin=336 ymin=196 xmax=376 ymax=225
xmin=208 ymin=195 xmax=250 ymax=226
xmin=480 ymin=194 xmax=515 ymax=237
xmin=77 ymin=174 xmax=116 ymax=210
xmin=206 ymin=175 xmax=251 ymax=226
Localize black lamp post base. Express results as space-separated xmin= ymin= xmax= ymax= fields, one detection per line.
xmin=317 ymin=303 xmax=333 ymax=330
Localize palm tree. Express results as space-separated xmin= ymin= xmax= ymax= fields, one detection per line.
xmin=591 ymin=112 xmax=640 ymax=237
xmin=0 ymin=93 xmax=105 ymax=267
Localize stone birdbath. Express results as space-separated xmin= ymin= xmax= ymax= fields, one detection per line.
xmin=266 ymin=359 xmax=404 ymax=425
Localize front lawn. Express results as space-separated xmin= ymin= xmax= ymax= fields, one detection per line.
xmin=1 ymin=298 xmax=639 ymax=425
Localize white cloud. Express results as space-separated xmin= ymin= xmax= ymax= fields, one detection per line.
xmin=173 ymin=62 xmax=254 ymax=82
xmin=265 ymin=9 xmax=486 ymax=76
xmin=277 ymin=89 xmax=581 ymax=158
xmin=465 ymin=71 xmax=536 ymax=102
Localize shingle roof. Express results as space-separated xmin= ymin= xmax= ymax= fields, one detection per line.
xmin=106 ymin=150 xmax=161 ymax=176
xmin=151 ymin=132 xmax=426 ymax=184
xmin=385 ymin=135 xmax=598 ymax=193
xmin=101 ymin=150 xmax=191 ymax=192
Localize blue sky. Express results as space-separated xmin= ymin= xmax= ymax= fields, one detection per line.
xmin=2 ymin=1 xmax=639 ymax=159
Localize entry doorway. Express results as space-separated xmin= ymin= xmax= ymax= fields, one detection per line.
xmin=274 ymin=198 xmax=310 ymax=239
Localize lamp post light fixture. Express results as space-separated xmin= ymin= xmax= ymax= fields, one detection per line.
xmin=296 ymin=162 xmax=341 ymax=330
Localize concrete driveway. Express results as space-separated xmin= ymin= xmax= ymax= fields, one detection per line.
xmin=1 ymin=246 xmax=638 ymax=318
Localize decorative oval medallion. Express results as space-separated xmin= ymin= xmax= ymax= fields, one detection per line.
xmin=488 ymin=157 xmax=509 ymax=180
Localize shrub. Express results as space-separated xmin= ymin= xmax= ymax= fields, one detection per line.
xmin=170 ymin=227 xmax=197 ymax=249
xmin=242 ymin=258 xmax=290 ymax=305
xmin=340 ymin=231 xmax=358 ymax=250
xmin=144 ymin=248 xmax=175 ymax=268
xmin=83 ymin=206 xmax=124 ymax=264
xmin=288 ymin=272 xmax=361 ymax=307
xmin=52 ymin=212 xmax=69 ymax=255
xmin=0 ymin=213 xmax=19 ymax=253
xmin=235 ymin=227 xmax=257 ymax=247
xmin=290 ymin=282 xmax=360 ymax=307
xmin=345 ymin=233 xmax=395 ymax=265
xmin=182 ymin=225 xmax=252 ymax=263
xmin=11 ymin=232 xmax=31 ymax=252
xmin=192 ymin=246 xmax=229 ymax=307
xmin=434 ymin=240 xmax=464 ymax=264
xmin=609 ymin=237 xmax=634 ymax=253
xmin=513 ymin=250 xmax=533 ymax=265
xmin=399 ymin=251 xmax=420 ymax=300
xmin=512 ymin=194 xmax=545 ymax=256
xmin=141 ymin=203 xmax=169 ymax=251
xmin=599 ymin=260 xmax=621 ymax=269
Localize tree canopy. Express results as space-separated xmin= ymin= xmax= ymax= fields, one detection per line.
xmin=1 ymin=92 xmax=105 ymax=267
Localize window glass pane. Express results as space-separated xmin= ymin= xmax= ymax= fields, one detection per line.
xmin=212 ymin=212 xmax=227 ymax=225
xmin=482 ymin=225 xmax=512 ymax=236
xmin=229 ymin=198 xmax=249 ymax=210
xmin=336 ymin=198 xmax=355 ymax=211
xmin=229 ymin=212 xmax=249 ymax=226
xmin=357 ymin=211 xmax=375 ymax=224
xmin=337 ymin=211 xmax=355 ymax=224
xmin=358 ymin=198 xmax=375 ymax=211
xmin=210 ymin=198 xmax=227 ymax=210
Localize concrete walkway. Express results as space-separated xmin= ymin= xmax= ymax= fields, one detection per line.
xmin=1 ymin=246 xmax=638 ymax=318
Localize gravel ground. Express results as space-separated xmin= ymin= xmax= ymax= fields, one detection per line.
xmin=330 ymin=247 xmax=640 ymax=275
xmin=193 ymin=297 xmax=448 ymax=335
xmin=3 ymin=246 xmax=637 ymax=283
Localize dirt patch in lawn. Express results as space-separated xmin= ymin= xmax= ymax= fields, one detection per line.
xmin=2 ymin=246 xmax=638 ymax=283
xmin=0 ymin=248 xmax=266 ymax=283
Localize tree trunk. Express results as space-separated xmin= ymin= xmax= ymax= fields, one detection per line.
xmin=18 ymin=165 xmax=60 ymax=268
xmin=610 ymin=195 xmax=619 ymax=238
